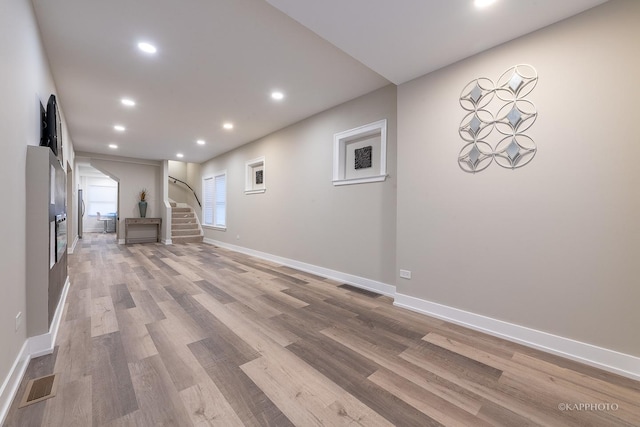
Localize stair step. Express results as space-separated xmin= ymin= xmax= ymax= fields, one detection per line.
xmin=172 ymin=229 xmax=201 ymax=237
xmin=172 ymin=223 xmax=198 ymax=230
xmin=169 ymin=202 xmax=177 ymax=207
xmin=169 ymin=205 xmax=201 ymax=243
xmin=172 ymin=218 xmax=197 ymax=224
xmin=172 ymin=212 xmax=195 ymax=218
xmin=172 ymin=235 xmax=204 ymax=244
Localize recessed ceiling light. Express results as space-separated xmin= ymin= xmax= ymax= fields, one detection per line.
xmin=114 ymin=125 xmax=125 ymax=132
xmin=223 ymin=122 xmax=234 ymax=130
xmin=108 ymin=144 xmax=118 ymax=149
xmin=271 ymin=91 xmax=284 ymax=100
xmin=474 ymin=0 xmax=497 ymax=8
xmin=137 ymin=42 xmax=157 ymax=54
xmin=121 ymin=98 xmax=136 ymax=107
xmin=196 ymin=139 xmax=206 ymax=145
xmin=176 ymin=153 xmax=184 ymax=158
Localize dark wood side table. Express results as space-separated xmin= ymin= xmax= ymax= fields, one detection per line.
xmin=125 ymin=217 xmax=162 ymax=244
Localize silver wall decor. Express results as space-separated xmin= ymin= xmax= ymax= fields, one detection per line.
xmin=458 ymin=64 xmax=538 ymax=173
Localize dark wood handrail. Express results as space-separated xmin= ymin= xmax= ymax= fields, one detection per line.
xmin=168 ymin=175 xmax=202 ymax=208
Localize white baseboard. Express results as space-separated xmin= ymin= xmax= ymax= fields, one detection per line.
xmin=394 ymin=293 xmax=640 ymax=381
xmin=84 ymin=227 xmax=105 ymax=233
xmin=203 ymin=238 xmax=396 ymax=297
xmin=0 ymin=341 xmax=29 ymax=426
xmin=118 ymin=239 xmax=125 ymax=245
xmin=67 ymin=235 xmax=79 ymax=254
xmin=0 ymin=277 xmax=71 ymax=425
xmin=162 ymin=239 xmax=172 ymax=245
xmin=203 ymin=239 xmax=639 ymax=381
xmin=30 ymin=276 xmax=70 ymax=357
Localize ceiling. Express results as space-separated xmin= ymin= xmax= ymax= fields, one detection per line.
xmin=31 ymin=0 xmax=608 ymax=164
xmin=266 ymin=0 xmax=608 ymax=85
xmin=76 ymin=162 xmax=111 ymax=179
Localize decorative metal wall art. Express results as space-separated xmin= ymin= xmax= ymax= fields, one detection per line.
xmin=458 ymin=64 xmax=538 ymax=173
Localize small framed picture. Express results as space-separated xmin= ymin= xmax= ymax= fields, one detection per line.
xmin=333 ymin=119 xmax=387 ymax=186
xmin=245 ymin=156 xmax=266 ymax=194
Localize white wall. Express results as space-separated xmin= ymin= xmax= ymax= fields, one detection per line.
xmin=62 ymin=112 xmax=76 ymax=251
xmin=0 ymin=0 xmax=74 ymax=418
xmin=186 ymin=162 xmax=202 ymax=220
xmin=396 ymin=0 xmax=640 ymax=360
xmin=202 ymin=85 xmax=397 ymax=288
xmin=168 ymin=160 xmax=189 ymax=204
xmin=168 ymin=161 xmax=202 ymax=213
xmin=88 ymin=155 xmax=162 ymax=241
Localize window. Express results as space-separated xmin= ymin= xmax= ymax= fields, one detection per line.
xmin=203 ymin=177 xmax=214 ymax=225
xmin=203 ymin=171 xmax=227 ymax=229
xmin=214 ymin=173 xmax=227 ymax=227
xmin=86 ymin=178 xmax=117 ymax=216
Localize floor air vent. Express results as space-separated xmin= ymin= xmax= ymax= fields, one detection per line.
xmin=338 ymin=284 xmax=382 ymax=298
xmin=18 ymin=374 xmax=59 ymax=408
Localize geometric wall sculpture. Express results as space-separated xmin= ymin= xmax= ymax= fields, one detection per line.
xmin=458 ymin=64 xmax=538 ymax=173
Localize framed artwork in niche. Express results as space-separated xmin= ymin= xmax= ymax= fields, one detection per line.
xmin=333 ymin=119 xmax=387 ymax=186
xmin=245 ymin=156 xmax=266 ymax=194
xmin=354 ymin=145 xmax=373 ymax=170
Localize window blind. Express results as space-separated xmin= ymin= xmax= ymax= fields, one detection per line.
xmin=203 ymin=177 xmax=214 ymax=225
xmin=214 ymin=173 xmax=226 ymax=227
xmin=86 ymin=181 xmax=117 ymax=216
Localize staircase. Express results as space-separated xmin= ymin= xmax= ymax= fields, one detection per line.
xmin=171 ymin=203 xmax=203 ymax=243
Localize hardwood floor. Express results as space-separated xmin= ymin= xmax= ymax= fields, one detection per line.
xmin=5 ymin=233 xmax=640 ymax=426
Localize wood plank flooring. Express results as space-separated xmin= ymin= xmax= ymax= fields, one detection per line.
xmin=4 ymin=233 xmax=640 ymax=426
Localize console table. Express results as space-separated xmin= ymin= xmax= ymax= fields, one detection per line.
xmin=125 ymin=217 xmax=162 ymax=244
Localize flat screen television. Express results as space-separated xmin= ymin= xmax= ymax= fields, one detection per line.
xmin=45 ymin=94 xmax=58 ymax=156
xmin=39 ymin=102 xmax=46 ymax=147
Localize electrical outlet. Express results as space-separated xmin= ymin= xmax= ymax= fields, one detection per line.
xmin=236 ymin=234 xmax=240 ymax=240
xmin=15 ymin=312 xmax=22 ymax=332
xmin=399 ymin=269 xmax=412 ymax=279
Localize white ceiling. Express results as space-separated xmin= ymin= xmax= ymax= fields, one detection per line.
xmin=31 ymin=0 xmax=607 ymax=163
xmin=266 ymin=0 xmax=608 ymax=85
xmin=75 ymin=159 xmax=111 ymax=179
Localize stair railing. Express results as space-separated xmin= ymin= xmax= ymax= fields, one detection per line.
xmin=168 ymin=176 xmax=202 ymax=208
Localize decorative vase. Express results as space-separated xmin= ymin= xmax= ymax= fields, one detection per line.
xmin=138 ymin=201 xmax=147 ymax=218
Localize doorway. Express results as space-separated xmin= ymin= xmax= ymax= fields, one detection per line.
xmin=66 ymin=162 xmax=74 ymax=250
xmin=77 ymin=163 xmax=119 ymax=241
